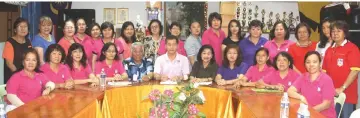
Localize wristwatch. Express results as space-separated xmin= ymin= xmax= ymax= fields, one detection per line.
xmin=342 ymin=85 xmax=347 ymax=90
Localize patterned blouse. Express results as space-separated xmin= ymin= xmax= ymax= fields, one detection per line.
xmin=143 ymin=36 xmax=165 ymax=63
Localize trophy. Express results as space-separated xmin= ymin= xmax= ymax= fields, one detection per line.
xmin=261 ymin=9 xmax=266 ymax=31
xmin=236 ymin=2 xmax=241 ymax=20
xmin=275 ymin=13 xmax=281 ymax=22
xmin=241 ymin=2 xmax=247 ymax=31
xmin=254 ymin=5 xmax=259 ymax=20
xmin=266 ymin=11 xmax=273 ymax=32
xmin=282 ymin=12 xmax=287 ymax=23
xmin=288 ymin=12 xmax=296 ymax=33
xmin=247 ymin=8 xmax=253 ymax=30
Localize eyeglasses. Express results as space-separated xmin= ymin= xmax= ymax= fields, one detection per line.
xmin=64 ymin=26 xmax=74 ymax=30
xmin=151 ymin=26 xmax=159 ymax=29
xmin=17 ymin=25 xmax=28 ymax=29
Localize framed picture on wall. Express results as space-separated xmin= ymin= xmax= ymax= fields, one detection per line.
xmin=117 ymin=8 xmax=129 ymax=24
xmin=164 ymin=2 xmax=207 ymax=39
xmin=103 ymin=8 xmax=116 ymax=24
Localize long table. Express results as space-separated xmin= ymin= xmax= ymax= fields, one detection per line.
xmin=7 ymin=81 xmax=325 ymax=118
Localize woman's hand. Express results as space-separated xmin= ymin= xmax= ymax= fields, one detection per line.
xmin=255 ymin=80 xmax=266 ymax=89
xmin=64 ymin=79 xmax=74 ymax=89
xmin=216 ymin=79 xmax=226 ymax=86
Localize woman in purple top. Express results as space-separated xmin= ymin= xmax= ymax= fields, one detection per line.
xmin=288 ymin=51 xmax=336 ymax=118
xmin=264 ymin=21 xmax=294 ymax=61
xmin=234 ymin=47 xmax=274 ymax=88
xmin=215 ymin=44 xmax=249 ymax=86
xmin=256 ymin=51 xmax=300 ymax=91
xmin=239 ymin=20 xmax=268 ymax=66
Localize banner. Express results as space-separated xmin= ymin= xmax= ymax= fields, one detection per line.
xmin=41 ymin=2 xmax=72 ymax=25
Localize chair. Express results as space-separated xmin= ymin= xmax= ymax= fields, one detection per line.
xmin=334 ymin=92 xmax=346 ymax=118
xmin=350 ymin=109 xmax=360 ymax=118
xmin=0 ymin=84 xmax=6 ymax=97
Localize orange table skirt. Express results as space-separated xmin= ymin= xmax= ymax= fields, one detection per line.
xmin=101 ymin=85 xmax=235 ymax=118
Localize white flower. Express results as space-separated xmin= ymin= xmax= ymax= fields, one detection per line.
xmin=178 ymin=92 xmax=186 ymax=101
xmin=193 ymin=83 xmax=199 ymax=88
xmin=198 ymin=91 xmax=206 ymax=102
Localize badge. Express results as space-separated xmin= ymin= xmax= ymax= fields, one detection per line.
xmin=317 ymin=87 xmax=321 ymax=92
xmin=261 ymin=45 xmax=264 ymax=47
xmin=285 ymin=48 xmax=289 ymax=52
xmin=288 ymin=81 xmax=292 ymax=86
xmin=337 ymin=58 xmax=344 ymax=67
xmin=115 ymin=69 xmax=118 ymax=74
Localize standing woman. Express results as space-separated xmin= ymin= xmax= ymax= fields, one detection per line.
xmin=189 ymin=45 xmax=218 ymax=82
xmin=215 ymin=44 xmax=249 ymax=86
xmin=74 ymin=18 xmax=94 ymax=67
xmin=202 ymin=12 xmax=226 ymax=66
xmin=3 ymin=17 xmax=32 ymax=84
xmin=184 ymin=21 xmax=202 ymax=65
xmin=6 ymin=49 xmax=55 ymax=107
xmin=93 ymin=22 xmax=124 ymax=68
xmin=41 ymin=44 xmax=74 ymax=89
xmin=316 ymin=18 xmax=334 ymax=66
xmin=143 ymin=19 xmax=166 ymax=63
xmin=288 ymin=23 xmax=317 ymax=73
xmin=65 ymin=43 xmax=98 ymax=85
xmin=256 ymin=52 xmax=300 ymax=91
xmin=288 ymin=51 xmax=336 ymax=118
xmin=264 ymin=21 xmax=294 ymax=61
xmin=32 ymin=16 xmax=56 ymax=65
xmin=87 ymin=23 xmax=101 ymax=43
xmin=222 ymin=19 xmax=243 ymax=52
xmin=236 ymin=48 xmax=274 ymax=87
xmin=58 ymin=19 xmax=76 ymax=55
xmin=322 ymin=20 xmax=360 ymax=118
xmin=158 ymin=22 xmax=187 ymax=56
xmin=118 ymin=21 xmax=136 ymax=59
xmin=239 ymin=20 xmax=268 ymax=66
xmin=95 ymin=43 xmax=128 ymax=81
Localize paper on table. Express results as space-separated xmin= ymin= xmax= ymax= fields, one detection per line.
xmin=160 ymin=81 xmax=177 ymax=85
xmin=196 ymin=82 xmax=212 ymax=85
xmin=108 ymin=81 xmax=132 ymax=86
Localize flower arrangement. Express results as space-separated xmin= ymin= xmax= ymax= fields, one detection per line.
xmin=146 ymin=83 xmax=206 ymax=118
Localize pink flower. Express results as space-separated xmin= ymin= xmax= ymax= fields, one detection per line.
xmin=149 ymin=89 xmax=161 ymax=101
xmin=188 ymin=104 xmax=199 ymax=115
xmin=163 ymin=89 xmax=174 ymax=97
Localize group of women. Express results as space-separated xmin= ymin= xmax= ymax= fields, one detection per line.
xmin=2 ymin=12 xmax=359 ymax=118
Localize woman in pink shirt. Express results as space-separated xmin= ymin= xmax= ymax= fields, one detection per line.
xmin=65 ymin=43 xmax=98 ymax=86
xmin=87 ymin=23 xmax=101 ymax=71
xmin=264 ymin=21 xmax=294 ymax=61
xmin=158 ymin=22 xmax=187 ymax=56
xmin=202 ymin=12 xmax=226 ymax=66
xmin=41 ymin=44 xmax=74 ymax=89
xmin=288 ymin=51 xmax=336 ymax=118
xmin=58 ymin=19 xmax=76 ymax=56
xmin=235 ymin=47 xmax=274 ymax=87
xmin=118 ymin=21 xmax=136 ymax=59
xmin=6 ymin=49 xmax=55 ymax=107
xmin=93 ymin=22 xmax=124 ymax=66
xmin=74 ymin=18 xmax=94 ymax=68
xmin=95 ymin=43 xmax=128 ymax=81
xmin=256 ymin=52 xmax=300 ymax=91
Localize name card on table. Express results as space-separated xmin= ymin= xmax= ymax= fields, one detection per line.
xmin=108 ymin=81 xmax=132 ymax=86
xmin=195 ymin=82 xmax=212 ymax=86
xmin=160 ymin=81 xmax=177 ymax=85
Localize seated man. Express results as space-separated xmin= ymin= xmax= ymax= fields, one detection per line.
xmin=154 ymin=35 xmax=190 ymax=82
xmin=123 ymin=42 xmax=154 ymax=81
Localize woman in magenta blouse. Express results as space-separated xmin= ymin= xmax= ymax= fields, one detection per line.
xmin=95 ymin=43 xmax=128 ymax=81
xmin=202 ymin=12 xmax=226 ymax=66
xmin=65 ymin=43 xmax=98 ymax=86
xmin=236 ymin=47 xmax=274 ymax=87
xmin=41 ymin=44 xmax=74 ymax=89
xmin=58 ymin=19 xmax=76 ymax=56
xmin=87 ymin=23 xmax=101 ymax=71
xmin=74 ymin=18 xmax=94 ymax=68
xmin=6 ymin=49 xmax=55 ymax=107
xmin=158 ymin=22 xmax=187 ymax=56
xmin=288 ymin=51 xmax=336 ymax=118
xmin=264 ymin=21 xmax=295 ymax=61
xmin=256 ymin=52 xmax=300 ymax=91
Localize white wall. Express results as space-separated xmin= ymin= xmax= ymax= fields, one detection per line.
xmin=72 ymin=2 xmax=147 ymax=28
xmin=0 ymin=42 xmax=4 ymax=84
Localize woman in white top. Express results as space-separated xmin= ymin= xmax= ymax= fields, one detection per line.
xmin=315 ymin=18 xmax=334 ymax=66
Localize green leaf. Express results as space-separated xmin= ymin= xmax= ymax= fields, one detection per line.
xmin=173 ymin=103 xmax=181 ymax=111
xmin=197 ymin=112 xmax=206 ymax=118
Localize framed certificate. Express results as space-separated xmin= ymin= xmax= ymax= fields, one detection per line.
xmin=103 ymin=8 xmax=116 ymax=24
xmin=117 ymin=8 xmax=129 ymax=24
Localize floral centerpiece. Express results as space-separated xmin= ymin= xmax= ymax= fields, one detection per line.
xmin=146 ymin=83 xmax=206 ymax=118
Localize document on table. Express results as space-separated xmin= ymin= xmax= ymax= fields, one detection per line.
xmin=195 ymin=82 xmax=212 ymax=85
xmin=160 ymin=80 xmax=177 ymax=85
xmin=108 ymin=81 xmax=132 ymax=86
